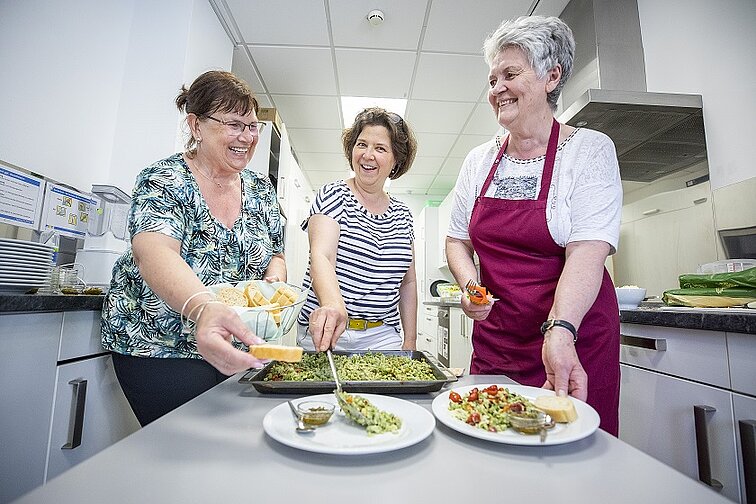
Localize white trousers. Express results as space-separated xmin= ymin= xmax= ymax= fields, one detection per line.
xmin=296 ymin=323 xmax=403 ymax=351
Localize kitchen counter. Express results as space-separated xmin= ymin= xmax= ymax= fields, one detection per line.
xmin=424 ymin=300 xmax=756 ymax=334
xmin=0 ymin=293 xmax=104 ymax=313
xmin=620 ymin=305 xmax=755 ymax=334
xmin=13 ymin=375 xmax=727 ymax=504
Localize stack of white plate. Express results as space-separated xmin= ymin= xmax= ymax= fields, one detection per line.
xmin=0 ymin=238 xmax=54 ymax=293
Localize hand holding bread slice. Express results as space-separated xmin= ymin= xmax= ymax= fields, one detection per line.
xmin=534 ymin=395 xmax=578 ymax=423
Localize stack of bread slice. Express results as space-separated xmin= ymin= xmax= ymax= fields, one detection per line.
xmin=215 ymin=283 xmax=299 ymax=327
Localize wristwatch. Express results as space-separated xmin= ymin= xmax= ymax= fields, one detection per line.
xmin=540 ymin=319 xmax=578 ymax=343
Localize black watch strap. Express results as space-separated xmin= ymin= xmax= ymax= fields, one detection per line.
xmin=540 ymin=319 xmax=578 ymax=343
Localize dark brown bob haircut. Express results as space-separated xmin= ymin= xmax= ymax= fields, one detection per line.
xmin=341 ymin=107 xmax=417 ymax=180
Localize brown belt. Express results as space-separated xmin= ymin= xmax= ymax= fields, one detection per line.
xmin=347 ymin=318 xmax=384 ymax=331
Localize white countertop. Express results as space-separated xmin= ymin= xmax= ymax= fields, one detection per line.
xmin=13 ymin=375 xmax=728 ymax=504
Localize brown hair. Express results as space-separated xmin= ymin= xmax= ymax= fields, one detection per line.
xmin=175 ymin=70 xmax=260 ymax=156
xmin=341 ymin=107 xmax=417 ymax=179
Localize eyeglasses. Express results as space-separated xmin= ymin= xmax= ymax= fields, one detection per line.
xmin=205 ymin=116 xmax=266 ymax=136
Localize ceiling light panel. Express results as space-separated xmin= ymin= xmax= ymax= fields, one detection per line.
xmin=250 ymin=46 xmax=336 ymax=95
xmin=423 ymin=0 xmax=532 ymax=53
xmin=286 ymin=128 xmax=344 ymax=154
xmin=405 ymin=100 xmax=477 ymax=135
xmin=412 ymin=53 xmax=489 ymax=102
xmin=335 ymin=48 xmax=415 ymax=98
xmin=224 ymin=0 xmax=329 ymax=45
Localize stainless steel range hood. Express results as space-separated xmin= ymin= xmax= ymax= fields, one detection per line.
xmin=557 ymin=0 xmax=707 ymax=183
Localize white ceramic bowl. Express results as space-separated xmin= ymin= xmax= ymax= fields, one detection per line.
xmin=615 ymin=286 xmax=646 ymax=310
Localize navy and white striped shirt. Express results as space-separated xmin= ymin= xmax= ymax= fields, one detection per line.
xmin=297 ymin=180 xmax=414 ymax=329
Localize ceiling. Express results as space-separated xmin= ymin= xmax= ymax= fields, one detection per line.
xmin=210 ymin=0 xmax=571 ymax=197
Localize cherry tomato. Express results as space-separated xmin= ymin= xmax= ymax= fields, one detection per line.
xmin=509 ymin=402 xmax=524 ymax=413
xmin=449 ymin=391 xmax=462 ymax=403
xmin=466 ymin=412 xmax=481 ymax=425
xmin=468 ymin=388 xmax=479 ymax=402
xmin=485 ymin=385 xmax=499 ymax=396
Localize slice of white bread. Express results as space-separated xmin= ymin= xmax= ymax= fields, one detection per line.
xmin=534 ymin=395 xmax=578 ymax=423
xmin=217 ymin=287 xmax=248 ymax=307
xmin=244 ymin=284 xmax=269 ymax=307
xmin=248 ymin=343 xmax=303 ymax=362
xmin=268 ymin=302 xmax=282 ymax=326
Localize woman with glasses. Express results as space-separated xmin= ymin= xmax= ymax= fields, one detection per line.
xmin=101 ymin=70 xmax=285 ymax=425
xmin=297 ymin=107 xmax=419 ymax=352
xmin=445 ymin=16 xmax=622 ymax=435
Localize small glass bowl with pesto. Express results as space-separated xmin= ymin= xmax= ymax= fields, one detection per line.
xmin=296 ymin=401 xmax=335 ymax=426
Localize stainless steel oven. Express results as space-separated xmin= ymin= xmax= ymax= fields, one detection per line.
xmin=437 ymin=306 xmax=450 ymax=367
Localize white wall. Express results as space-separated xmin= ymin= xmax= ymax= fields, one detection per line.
xmin=637 ymin=0 xmax=756 ymax=190
xmin=0 ymin=0 xmax=232 ymax=195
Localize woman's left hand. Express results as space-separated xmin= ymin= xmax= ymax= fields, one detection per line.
xmin=194 ymin=302 xmax=267 ymax=375
xmin=541 ymin=328 xmax=588 ymax=401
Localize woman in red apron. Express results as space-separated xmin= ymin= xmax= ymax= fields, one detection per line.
xmin=446 ymin=16 xmax=621 ymax=435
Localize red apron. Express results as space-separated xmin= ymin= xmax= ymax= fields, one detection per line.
xmin=468 ymin=119 xmax=620 ymax=435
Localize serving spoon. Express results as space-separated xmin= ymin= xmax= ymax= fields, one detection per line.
xmin=326 ymin=350 xmax=370 ymax=425
xmin=287 ymin=400 xmax=315 ymax=434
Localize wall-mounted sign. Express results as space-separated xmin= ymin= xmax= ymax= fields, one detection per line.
xmin=0 ymin=163 xmax=46 ymax=229
xmin=40 ymin=183 xmax=99 ymax=238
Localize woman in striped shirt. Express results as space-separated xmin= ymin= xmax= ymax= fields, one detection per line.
xmin=297 ymin=108 xmax=418 ymax=352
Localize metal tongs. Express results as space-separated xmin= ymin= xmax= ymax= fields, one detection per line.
xmin=326 ymin=350 xmax=368 ymax=425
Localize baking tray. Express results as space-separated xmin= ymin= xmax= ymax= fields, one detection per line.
xmin=239 ymin=350 xmax=457 ymax=394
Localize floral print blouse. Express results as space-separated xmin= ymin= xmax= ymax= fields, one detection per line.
xmin=101 ymin=153 xmax=283 ymax=358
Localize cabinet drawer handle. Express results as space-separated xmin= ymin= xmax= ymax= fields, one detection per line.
xmin=739 ymin=419 xmax=756 ymax=504
xmin=62 ymin=378 xmax=88 ymax=450
xmin=693 ymin=405 xmax=724 ymax=490
xmin=620 ymin=334 xmax=667 ymax=351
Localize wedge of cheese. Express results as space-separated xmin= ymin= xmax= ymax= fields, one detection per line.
xmin=270 ymin=285 xmax=297 ymax=307
xmin=534 ymin=395 xmax=578 ymax=423
xmin=244 ymin=284 xmax=269 ymax=307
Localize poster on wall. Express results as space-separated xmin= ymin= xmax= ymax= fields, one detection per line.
xmin=40 ymin=183 xmax=99 ymax=238
xmin=0 ymin=163 xmax=46 ymax=229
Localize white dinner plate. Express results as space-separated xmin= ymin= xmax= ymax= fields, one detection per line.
xmin=0 ymin=262 xmax=51 ymax=272
xmin=0 ymin=238 xmax=55 ymax=251
xmin=431 ymin=384 xmax=600 ymax=446
xmin=263 ymin=393 xmax=435 ymax=455
xmin=0 ymin=249 xmax=54 ymax=261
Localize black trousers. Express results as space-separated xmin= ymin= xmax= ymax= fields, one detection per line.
xmin=111 ymin=352 xmax=230 ymax=426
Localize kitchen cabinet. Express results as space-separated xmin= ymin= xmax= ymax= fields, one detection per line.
xmin=417 ymin=305 xmax=438 ymax=355
xmin=619 ymin=323 xmax=756 ymax=503
xmin=0 ymin=310 xmax=138 ymax=504
xmin=0 ymin=312 xmax=62 ymax=504
xmin=449 ymin=307 xmax=473 ymax=370
xmin=613 ymin=182 xmax=717 ymax=297
xmin=46 ymin=312 xmax=138 ymax=480
xmin=271 ymin=123 xmax=314 ymax=346
xmin=437 ymin=196 xmax=452 ymax=269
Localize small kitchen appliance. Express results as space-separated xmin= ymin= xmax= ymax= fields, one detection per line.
xmin=75 ymin=184 xmax=130 ymax=289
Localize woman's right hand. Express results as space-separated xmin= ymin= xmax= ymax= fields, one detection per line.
xmin=308 ymin=305 xmax=347 ymax=352
xmin=460 ymin=294 xmax=494 ymax=320
xmin=194 ymin=302 xmax=268 ymax=375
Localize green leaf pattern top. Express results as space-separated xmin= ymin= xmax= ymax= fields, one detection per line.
xmin=101 ymin=154 xmax=283 ymax=359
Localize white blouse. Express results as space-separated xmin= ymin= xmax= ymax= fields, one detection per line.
xmin=447 ymin=128 xmax=622 ymax=253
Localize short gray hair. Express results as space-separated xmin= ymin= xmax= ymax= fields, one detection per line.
xmin=483 ymin=16 xmax=575 ymax=111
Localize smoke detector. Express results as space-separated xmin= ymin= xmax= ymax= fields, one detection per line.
xmin=367 ymin=9 xmax=384 ymax=26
